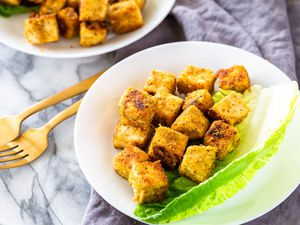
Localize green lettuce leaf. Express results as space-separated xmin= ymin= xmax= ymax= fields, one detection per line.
xmin=0 ymin=4 xmax=39 ymax=18
xmin=135 ymin=82 xmax=299 ymax=224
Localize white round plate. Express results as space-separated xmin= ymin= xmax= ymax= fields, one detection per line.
xmin=0 ymin=0 xmax=175 ymax=58
xmin=74 ymin=42 xmax=300 ymax=225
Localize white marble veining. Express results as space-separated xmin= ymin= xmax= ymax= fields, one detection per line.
xmin=0 ymin=43 xmax=114 ymax=225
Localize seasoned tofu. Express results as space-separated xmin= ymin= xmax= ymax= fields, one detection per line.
xmin=0 ymin=0 xmax=21 ymax=6
xmin=148 ymin=126 xmax=188 ymax=169
xmin=177 ymin=65 xmax=217 ymax=94
xmin=144 ymin=69 xmax=177 ymax=94
xmin=24 ymin=14 xmax=59 ymax=45
xmin=113 ymin=119 xmax=153 ymax=149
xmin=109 ymin=1 xmax=143 ymax=34
xmin=113 ymin=145 xmax=149 ymax=179
xmin=39 ymin=0 xmax=67 ymax=15
xmin=182 ymin=89 xmax=213 ymax=113
xmin=208 ymin=93 xmax=250 ymax=125
xmin=58 ymin=7 xmax=79 ymax=39
xmin=119 ymin=88 xmax=157 ymax=128
xmin=204 ymin=120 xmax=240 ymax=160
xmin=129 ymin=161 xmax=168 ymax=203
xmin=119 ymin=0 xmax=146 ymax=9
xmin=217 ymin=65 xmax=251 ymax=92
xmin=153 ymin=91 xmax=183 ymax=126
xmin=79 ymin=0 xmax=108 ymax=22
xmin=179 ymin=145 xmax=217 ymax=183
xmin=171 ymin=105 xmax=210 ymax=140
xmin=80 ymin=22 xmax=107 ymax=47
xmin=67 ymin=0 xmax=80 ymax=9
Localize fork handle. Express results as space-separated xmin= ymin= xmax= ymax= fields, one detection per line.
xmin=17 ymin=71 xmax=103 ymax=121
xmin=42 ymin=99 xmax=82 ymax=133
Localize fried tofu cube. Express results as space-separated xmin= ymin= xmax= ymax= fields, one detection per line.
xmin=144 ymin=69 xmax=177 ymax=94
xmin=24 ymin=14 xmax=59 ymax=45
xmin=182 ymin=89 xmax=213 ymax=113
xmin=113 ymin=120 xmax=153 ymax=149
xmin=67 ymin=0 xmax=80 ymax=9
xmin=79 ymin=0 xmax=108 ymax=22
xmin=179 ymin=145 xmax=217 ymax=183
xmin=129 ymin=161 xmax=168 ymax=203
xmin=80 ymin=22 xmax=107 ymax=47
xmin=217 ymin=65 xmax=251 ymax=92
xmin=171 ymin=105 xmax=210 ymax=140
xmin=119 ymin=0 xmax=146 ymax=9
xmin=0 ymin=0 xmax=21 ymax=6
xmin=39 ymin=0 xmax=67 ymax=15
xmin=58 ymin=7 xmax=79 ymax=39
xmin=177 ymin=65 xmax=217 ymax=94
xmin=109 ymin=1 xmax=143 ymax=34
xmin=113 ymin=145 xmax=149 ymax=179
xmin=208 ymin=93 xmax=250 ymax=125
xmin=148 ymin=126 xmax=188 ymax=169
xmin=204 ymin=120 xmax=240 ymax=160
xmin=153 ymin=91 xmax=183 ymax=126
xmin=119 ymin=88 xmax=157 ymax=128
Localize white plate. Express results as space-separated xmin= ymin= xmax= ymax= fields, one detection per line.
xmin=0 ymin=1 xmax=175 ymax=58
xmin=74 ymin=42 xmax=300 ymax=225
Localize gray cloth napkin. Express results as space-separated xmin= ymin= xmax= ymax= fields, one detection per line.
xmin=82 ymin=0 xmax=300 ymax=224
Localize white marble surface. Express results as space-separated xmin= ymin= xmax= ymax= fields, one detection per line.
xmin=0 ymin=43 xmax=114 ymax=225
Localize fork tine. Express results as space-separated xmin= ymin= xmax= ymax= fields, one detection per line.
xmin=0 ymin=143 xmax=17 ymax=152
xmin=0 ymin=147 xmax=22 ymax=158
xmin=0 ymin=152 xmax=28 ymax=163
xmin=0 ymin=158 xmax=30 ymax=170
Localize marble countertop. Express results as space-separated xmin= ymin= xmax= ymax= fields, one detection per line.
xmin=0 ymin=42 xmax=299 ymax=225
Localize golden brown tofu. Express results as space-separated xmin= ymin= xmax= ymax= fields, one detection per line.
xmin=177 ymin=65 xmax=217 ymax=94
xmin=119 ymin=0 xmax=146 ymax=9
xmin=208 ymin=93 xmax=250 ymax=125
xmin=144 ymin=69 xmax=177 ymax=94
xmin=67 ymin=0 xmax=80 ymax=9
xmin=171 ymin=105 xmax=210 ymax=140
xmin=179 ymin=145 xmax=217 ymax=183
xmin=182 ymin=89 xmax=213 ymax=113
xmin=24 ymin=14 xmax=59 ymax=45
xmin=129 ymin=161 xmax=168 ymax=203
xmin=58 ymin=7 xmax=79 ymax=39
xmin=148 ymin=126 xmax=188 ymax=169
xmin=79 ymin=0 xmax=108 ymax=22
xmin=39 ymin=0 xmax=67 ymax=15
xmin=119 ymin=88 xmax=157 ymax=128
xmin=80 ymin=22 xmax=107 ymax=47
xmin=203 ymin=120 xmax=240 ymax=160
xmin=153 ymin=91 xmax=183 ymax=126
xmin=217 ymin=65 xmax=251 ymax=93
xmin=113 ymin=119 xmax=153 ymax=149
xmin=113 ymin=145 xmax=149 ymax=179
xmin=109 ymin=1 xmax=143 ymax=34
xmin=0 ymin=0 xmax=21 ymax=6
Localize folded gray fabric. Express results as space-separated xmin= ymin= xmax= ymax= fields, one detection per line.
xmin=82 ymin=0 xmax=300 ymax=224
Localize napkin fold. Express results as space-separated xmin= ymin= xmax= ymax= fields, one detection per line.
xmin=83 ymin=0 xmax=300 ymax=224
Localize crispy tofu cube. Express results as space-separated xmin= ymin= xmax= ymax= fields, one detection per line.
xmin=148 ymin=126 xmax=188 ymax=169
xmin=182 ymin=89 xmax=213 ymax=113
xmin=208 ymin=93 xmax=250 ymax=125
xmin=113 ymin=145 xmax=149 ymax=179
xmin=58 ymin=7 xmax=79 ymax=39
xmin=129 ymin=161 xmax=168 ymax=203
xmin=171 ymin=105 xmax=210 ymax=140
xmin=0 ymin=0 xmax=21 ymax=6
xmin=119 ymin=88 xmax=157 ymax=128
xmin=79 ymin=0 xmax=108 ymax=22
xmin=204 ymin=120 xmax=240 ymax=160
xmin=39 ymin=0 xmax=67 ymax=15
xmin=113 ymin=119 xmax=153 ymax=149
xmin=144 ymin=69 xmax=177 ymax=94
xmin=119 ymin=0 xmax=146 ymax=9
xmin=24 ymin=14 xmax=59 ymax=45
xmin=68 ymin=0 xmax=80 ymax=9
xmin=153 ymin=91 xmax=183 ymax=126
xmin=109 ymin=1 xmax=143 ymax=34
xmin=179 ymin=145 xmax=217 ymax=183
xmin=80 ymin=22 xmax=107 ymax=47
xmin=217 ymin=65 xmax=251 ymax=92
xmin=177 ymin=65 xmax=217 ymax=94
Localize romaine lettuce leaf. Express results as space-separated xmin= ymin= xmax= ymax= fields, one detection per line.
xmin=0 ymin=4 xmax=39 ymax=18
xmin=135 ymin=82 xmax=299 ymax=224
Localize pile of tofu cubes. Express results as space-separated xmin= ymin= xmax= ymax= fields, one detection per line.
xmin=113 ymin=65 xmax=251 ymax=204
xmin=23 ymin=0 xmax=145 ymax=46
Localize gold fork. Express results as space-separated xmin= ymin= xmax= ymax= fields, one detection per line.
xmin=0 ymin=99 xmax=82 ymax=169
xmin=0 ymin=71 xmax=103 ymax=146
